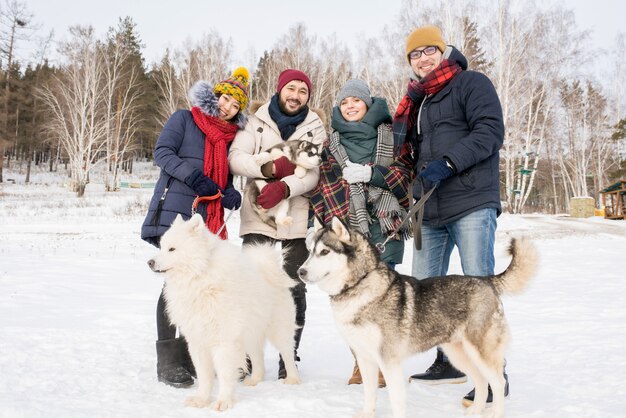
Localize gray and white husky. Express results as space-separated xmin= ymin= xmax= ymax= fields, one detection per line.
xmin=298 ymin=217 xmax=538 ymax=418
xmin=246 ymin=140 xmax=321 ymax=227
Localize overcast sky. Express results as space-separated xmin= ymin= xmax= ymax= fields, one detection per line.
xmin=13 ymin=0 xmax=626 ymax=72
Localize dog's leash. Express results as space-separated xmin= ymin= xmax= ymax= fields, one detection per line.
xmin=191 ymin=191 xmax=235 ymax=238
xmin=191 ymin=192 xmax=222 ymax=215
xmin=376 ymin=182 xmax=437 ymax=254
xmin=216 ymin=210 xmax=235 ymax=237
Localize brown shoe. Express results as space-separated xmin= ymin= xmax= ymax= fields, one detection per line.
xmin=378 ymin=369 xmax=386 ymax=388
xmin=348 ymin=362 xmax=386 ymax=388
xmin=348 ymin=362 xmax=362 ymax=385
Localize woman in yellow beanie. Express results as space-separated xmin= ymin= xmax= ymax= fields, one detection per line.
xmin=141 ymin=67 xmax=250 ymax=388
xmin=393 ymin=25 xmax=508 ymax=412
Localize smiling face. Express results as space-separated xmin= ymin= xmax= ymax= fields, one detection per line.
xmin=278 ymin=80 xmax=310 ymax=115
xmin=409 ymin=46 xmax=443 ymax=79
xmin=339 ymin=96 xmax=368 ymax=122
xmin=217 ymin=94 xmax=240 ymax=121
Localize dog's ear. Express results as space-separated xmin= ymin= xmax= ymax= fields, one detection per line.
xmin=172 ymin=214 xmax=184 ymax=225
xmin=298 ymin=141 xmax=308 ymax=150
xmin=313 ymin=215 xmax=324 ymax=232
xmin=331 ymin=216 xmax=351 ymax=243
xmin=188 ymin=213 xmax=205 ymax=233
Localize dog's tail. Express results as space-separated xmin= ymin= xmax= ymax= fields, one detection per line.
xmin=491 ymin=236 xmax=538 ymax=295
xmin=243 ymin=244 xmax=295 ymax=288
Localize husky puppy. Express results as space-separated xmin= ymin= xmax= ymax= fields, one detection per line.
xmin=298 ymin=217 xmax=538 ymax=418
xmin=148 ymin=214 xmax=300 ymax=411
xmin=246 ymin=140 xmax=321 ymax=228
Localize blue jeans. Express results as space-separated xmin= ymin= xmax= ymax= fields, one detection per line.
xmin=411 ymin=208 xmax=497 ymax=280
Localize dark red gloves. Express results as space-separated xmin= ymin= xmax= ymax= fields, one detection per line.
xmin=257 ymin=181 xmax=288 ymax=209
xmin=273 ymin=156 xmax=296 ymax=179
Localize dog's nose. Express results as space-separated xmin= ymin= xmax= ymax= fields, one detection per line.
xmin=147 ymin=259 xmax=155 ymax=270
xmin=297 ymin=267 xmax=307 ymax=280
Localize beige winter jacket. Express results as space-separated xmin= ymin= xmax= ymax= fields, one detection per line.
xmin=228 ymin=101 xmax=327 ymax=239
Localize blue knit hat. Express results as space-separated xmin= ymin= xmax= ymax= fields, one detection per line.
xmin=336 ymin=79 xmax=372 ymax=108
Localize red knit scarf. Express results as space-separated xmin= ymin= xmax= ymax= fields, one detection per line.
xmin=415 ymin=59 xmax=461 ymax=96
xmin=393 ymin=59 xmax=461 ymax=154
xmin=191 ymin=107 xmax=238 ymax=240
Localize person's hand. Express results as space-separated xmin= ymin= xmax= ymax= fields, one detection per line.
xmin=185 ymin=169 xmax=221 ymax=196
xmin=257 ymin=181 xmax=288 ymax=209
xmin=343 ymin=160 xmax=372 ymax=184
xmin=418 ymin=159 xmax=454 ymax=190
xmin=221 ymin=187 xmax=242 ymax=210
xmin=273 ymin=156 xmax=296 ymax=179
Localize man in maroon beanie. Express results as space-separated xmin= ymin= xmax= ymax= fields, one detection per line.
xmin=228 ymin=68 xmax=326 ymax=379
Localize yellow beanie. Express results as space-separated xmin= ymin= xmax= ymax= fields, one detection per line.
xmin=405 ymin=25 xmax=446 ymax=61
xmin=213 ymin=67 xmax=250 ymax=110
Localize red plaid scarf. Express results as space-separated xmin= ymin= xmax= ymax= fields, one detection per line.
xmin=191 ymin=107 xmax=238 ymax=239
xmin=392 ymin=59 xmax=461 ymax=154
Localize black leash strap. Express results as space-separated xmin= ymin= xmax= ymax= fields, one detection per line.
xmin=150 ymin=177 xmax=174 ymax=226
xmin=376 ymin=182 xmax=436 ymax=253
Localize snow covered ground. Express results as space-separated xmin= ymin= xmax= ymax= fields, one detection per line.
xmin=1 ymin=165 xmax=625 ymax=417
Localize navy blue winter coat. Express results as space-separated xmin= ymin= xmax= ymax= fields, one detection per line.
xmin=412 ymin=47 xmax=504 ymax=226
xmin=141 ymin=83 xmax=246 ymax=247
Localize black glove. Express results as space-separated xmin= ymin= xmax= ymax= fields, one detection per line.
xmin=184 ymin=169 xmax=221 ymax=197
xmin=221 ymin=187 xmax=242 ymax=210
xmin=418 ymin=159 xmax=455 ymax=189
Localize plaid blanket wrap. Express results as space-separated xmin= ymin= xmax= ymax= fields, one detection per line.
xmin=310 ymin=125 xmax=413 ymax=240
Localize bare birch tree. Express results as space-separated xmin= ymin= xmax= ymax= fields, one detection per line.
xmin=101 ymin=17 xmax=144 ymax=191
xmin=37 ymin=26 xmax=107 ymax=197
xmin=174 ymin=31 xmax=232 ymax=109
xmin=153 ymin=50 xmax=182 ymax=124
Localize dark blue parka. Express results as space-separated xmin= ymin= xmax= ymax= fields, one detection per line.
xmin=412 ymin=47 xmax=504 ymax=226
xmin=141 ymin=83 xmax=246 ymax=247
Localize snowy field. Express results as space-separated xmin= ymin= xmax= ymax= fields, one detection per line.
xmin=1 ymin=164 xmax=625 ymax=418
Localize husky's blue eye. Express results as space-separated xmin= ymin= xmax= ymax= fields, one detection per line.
xmin=320 ymin=249 xmax=329 ymax=256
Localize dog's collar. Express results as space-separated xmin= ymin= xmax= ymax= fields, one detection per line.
xmin=329 ymin=270 xmax=369 ymax=302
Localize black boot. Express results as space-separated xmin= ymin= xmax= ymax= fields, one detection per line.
xmin=179 ymin=337 xmax=196 ymax=378
xmin=156 ymin=338 xmax=194 ymax=388
xmin=462 ymin=369 xmax=509 ymax=407
xmin=409 ymin=349 xmax=467 ymax=384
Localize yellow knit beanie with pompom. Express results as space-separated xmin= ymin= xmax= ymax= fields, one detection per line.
xmin=213 ymin=67 xmax=250 ymax=110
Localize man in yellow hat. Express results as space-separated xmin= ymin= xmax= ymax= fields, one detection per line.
xmin=392 ymin=25 xmax=506 ymax=407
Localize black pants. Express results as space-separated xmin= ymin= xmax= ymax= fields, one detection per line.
xmin=242 ymin=233 xmax=308 ymax=351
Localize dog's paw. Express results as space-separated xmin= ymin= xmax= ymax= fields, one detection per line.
xmin=294 ymin=166 xmax=307 ymax=178
xmin=282 ymin=375 xmax=301 ymax=385
xmin=210 ymin=397 xmax=234 ymax=411
xmin=243 ymin=375 xmax=261 ymax=386
xmin=185 ymin=395 xmax=211 ymax=408
xmin=276 ymin=216 xmax=293 ymax=226
xmin=353 ymin=411 xmax=375 ymax=418
xmin=465 ymin=404 xmax=485 ymax=416
xmin=254 ymin=152 xmax=272 ymax=166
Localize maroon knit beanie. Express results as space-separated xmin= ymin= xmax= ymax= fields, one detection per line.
xmin=276 ymin=69 xmax=313 ymax=95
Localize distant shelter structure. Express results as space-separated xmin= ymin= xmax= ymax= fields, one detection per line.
xmin=600 ymin=180 xmax=626 ymax=220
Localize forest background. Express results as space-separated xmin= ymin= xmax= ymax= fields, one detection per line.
xmin=1 ymin=0 xmax=625 ymax=214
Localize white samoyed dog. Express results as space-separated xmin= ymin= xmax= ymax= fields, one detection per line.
xmin=148 ymin=213 xmax=300 ymax=411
